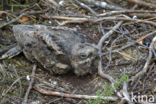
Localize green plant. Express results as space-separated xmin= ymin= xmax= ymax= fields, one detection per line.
xmin=87 ymin=74 xmax=129 ymax=104
xmin=88 ymin=90 xmax=101 ymax=104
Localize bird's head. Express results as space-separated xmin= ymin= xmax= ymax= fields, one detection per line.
xmin=71 ymin=43 xmax=98 ymax=76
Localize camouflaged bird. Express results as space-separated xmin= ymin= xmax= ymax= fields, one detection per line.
xmin=1 ymin=25 xmax=98 ymax=76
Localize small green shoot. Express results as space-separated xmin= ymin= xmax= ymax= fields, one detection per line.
xmin=87 ymin=74 xmax=129 ymax=104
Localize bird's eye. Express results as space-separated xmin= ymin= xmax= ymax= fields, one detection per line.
xmin=80 ymin=53 xmax=88 ymax=59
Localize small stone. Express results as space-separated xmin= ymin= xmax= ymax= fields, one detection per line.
xmin=26 ymin=75 xmax=30 ymax=81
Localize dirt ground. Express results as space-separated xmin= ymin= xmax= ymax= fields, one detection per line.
xmin=0 ymin=0 xmax=156 ymax=104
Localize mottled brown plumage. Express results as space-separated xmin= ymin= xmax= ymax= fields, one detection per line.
xmin=11 ymin=25 xmax=98 ymax=75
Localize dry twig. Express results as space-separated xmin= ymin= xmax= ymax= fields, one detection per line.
xmin=101 ymin=31 xmax=156 ymax=57
xmin=98 ymin=10 xmax=156 ymax=17
xmin=34 ymin=86 xmax=118 ymax=101
xmin=0 ymin=13 xmax=25 ymax=28
xmin=96 ymin=17 xmax=156 ymax=27
xmin=130 ymin=36 xmax=156 ymax=82
xmin=41 ymin=0 xmax=59 ymax=7
xmin=42 ymin=15 xmax=156 ymax=27
xmin=128 ymin=0 xmax=156 ymax=9
xmin=97 ymin=21 xmax=123 ymax=98
xmin=121 ymin=82 xmax=133 ymax=104
xmin=0 ymin=9 xmax=48 ymax=28
xmin=97 ymin=21 xmax=123 ymax=50
xmin=85 ymin=0 xmax=123 ymax=10
xmin=74 ymin=0 xmax=97 ymax=16
xmin=22 ymin=65 xmax=37 ymax=104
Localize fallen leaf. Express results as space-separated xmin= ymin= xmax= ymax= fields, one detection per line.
xmin=18 ymin=15 xmax=31 ymax=24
